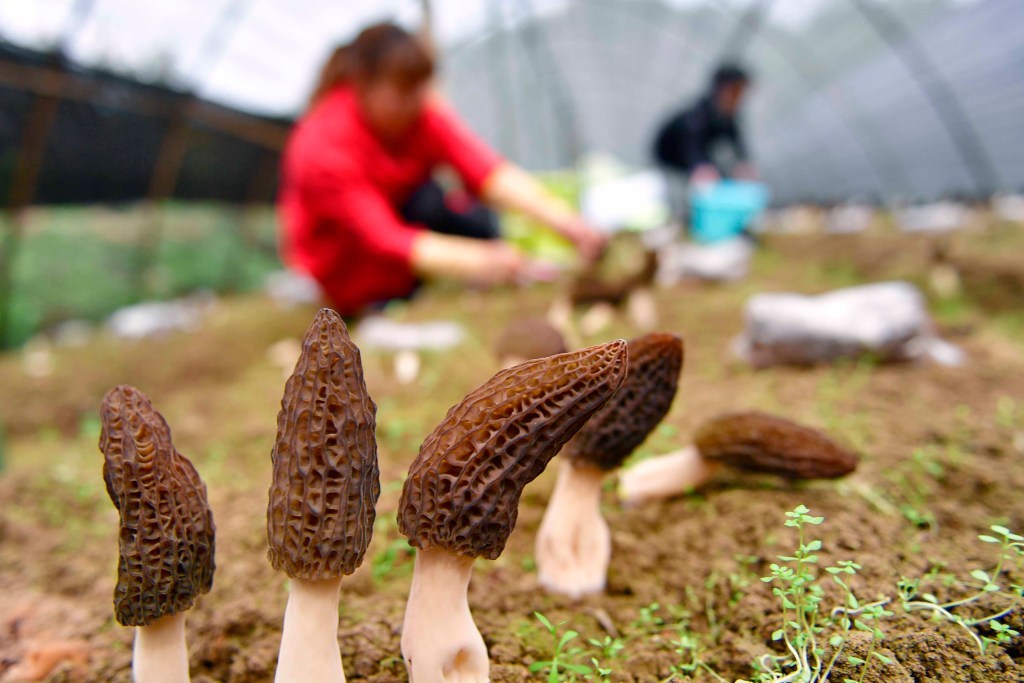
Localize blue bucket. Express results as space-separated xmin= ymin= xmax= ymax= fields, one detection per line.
xmin=689 ymin=180 xmax=769 ymax=243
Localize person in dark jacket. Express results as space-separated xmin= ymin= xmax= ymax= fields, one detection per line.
xmin=654 ymin=64 xmax=757 ymax=186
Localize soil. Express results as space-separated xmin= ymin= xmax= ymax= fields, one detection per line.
xmin=1 ymin=229 xmax=1023 ymax=682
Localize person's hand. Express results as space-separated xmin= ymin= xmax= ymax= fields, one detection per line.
xmin=480 ymin=243 xmax=562 ymax=286
xmin=480 ymin=241 xmax=529 ymax=286
xmin=412 ymin=232 xmax=533 ymax=286
xmin=690 ymin=164 xmax=720 ymax=187
xmin=733 ymin=162 xmax=758 ymax=181
xmin=553 ymin=215 xmax=607 ymax=263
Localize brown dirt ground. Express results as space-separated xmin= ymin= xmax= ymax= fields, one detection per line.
xmin=1 ymin=228 xmax=1023 ymax=682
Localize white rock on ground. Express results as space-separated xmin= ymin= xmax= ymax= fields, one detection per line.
xmin=993 ymin=194 xmax=1024 ymax=224
xmin=898 ymin=201 xmax=969 ymax=233
xmin=106 ymin=292 xmax=217 ymax=339
xmin=656 ymin=237 xmax=754 ymax=284
xmin=264 ymin=270 xmax=323 ymax=307
xmin=355 ymin=316 xmax=465 ymax=352
xmin=733 ymin=281 xmax=965 ymax=368
xmin=826 ymin=203 xmax=875 ymax=234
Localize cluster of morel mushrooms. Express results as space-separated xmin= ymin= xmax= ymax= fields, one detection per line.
xmin=99 ymin=307 xmax=856 ymax=682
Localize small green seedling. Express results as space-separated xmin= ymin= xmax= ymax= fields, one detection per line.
xmin=586 ymin=635 xmax=625 ymax=661
xmin=529 ymin=612 xmax=612 ymax=682
xmin=746 ymin=505 xmax=892 ymax=683
xmin=898 ymin=524 xmax=1024 ymax=653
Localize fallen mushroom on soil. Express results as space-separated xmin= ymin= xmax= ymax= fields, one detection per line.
xmin=493 ymin=316 xmax=568 ymax=368
xmin=267 ymin=308 xmax=380 ymax=683
xmin=99 ymin=385 xmax=215 ymax=683
xmin=536 ymin=333 xmax=683 ymax=598
xmin=618 ymin=411 xmax=858 ymax=505
xmin=397 ymin=340 xmax=628 ymax=683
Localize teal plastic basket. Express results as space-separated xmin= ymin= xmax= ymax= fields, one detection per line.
xmin=689 ymin=180 xmax=769 ymax=243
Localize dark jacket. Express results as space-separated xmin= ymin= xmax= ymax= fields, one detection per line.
xmin=653 ymin=95 xmax=747 ymax=174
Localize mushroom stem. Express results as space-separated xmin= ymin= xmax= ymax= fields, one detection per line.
xmin=535 ymin=460 xmax=610 ymax=599
xmin=275 ymin=577 xmax=345 ymax=683
xmin=617 ymin=446 xmax=719 ymax=505
xmin=394 ymin=350 xmax=421 ymax=385
xmin=132 ymin=612 xmax=190 ymax=683
xmin=627 ymin=286 xmax=658 ymax=331
xmin=401 ymin=548 xmax=488 ymax=683
xmin=579 ymin=302 xmax=616 ymax=337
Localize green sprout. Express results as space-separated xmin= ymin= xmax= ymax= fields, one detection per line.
xmin=529 ymin=612 xmax=612 ymax=682
xmin=746 ymin=505 xmax=892 ymax=683
xmin=898 ymin=524 xmax=1024 ymax=653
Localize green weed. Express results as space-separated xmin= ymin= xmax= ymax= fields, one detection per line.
xmin=529 ymin=612 xmax=612 ymax=682
xmin=747 ymin=505 xmax=892 ymax=683
xmin=898 ymin=524 xmax=1024 ymax=653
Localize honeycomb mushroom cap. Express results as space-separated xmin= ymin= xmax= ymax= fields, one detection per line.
xmin=267 ymin=309 xmax=380 ymax=581
xmin=100 ymin=385 xmax=215 ymax=627
xmin=494 ymin=317 xmax=568 ymax=362
xmin=570 ymin=249 xmax=658 ymax=307
xmin=565 ymin=333 xmax=684 ymax=471
xmin=695 ymin=411 xmax=858 ymax=479
xmin=398 ymin=340 xmax=628 ymax=560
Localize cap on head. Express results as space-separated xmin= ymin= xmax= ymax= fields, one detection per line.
xmin=267 ymin=308 xmax=380 ymax=580
xmin=100 ymin=385 xmax=215 ymax=627
xmin=494 ymin=317 xmax=568 ymax=363
xmin=695 ymin=411 xmax=857 ymax=479
xmin=711 ymin=62 xmax=750 ymax=91
xmin=565 ymin=333 xmax=684 ymax=471
xmin=398 ymin=340 xmax=629 ymax=560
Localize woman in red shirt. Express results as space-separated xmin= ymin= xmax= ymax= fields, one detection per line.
xmin=279 ymin=23 xmax=605 ymax=316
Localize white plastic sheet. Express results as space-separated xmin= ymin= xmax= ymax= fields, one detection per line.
xmin=580 ymin=170 xmax=670 ymax=233
xmin=657 ymin=237 xmax=754 ymax=283
xmin=733 ymin=281 xmax=965 ymax=368
xmin=355 ymin=316 xmax=465 ymax=352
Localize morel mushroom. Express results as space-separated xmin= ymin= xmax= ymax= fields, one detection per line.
xmin=536 ymin=333 xmax=683 ymax=598
xmin=494 ymin=316 xmax=568 ymax=368
xmin=571 ymin=248 xmax=659 ymax=335
xmin=100 ymin=385 xmax=215 ymax=683
xmin=397 ymin=340 xmax=628 ymax=682
xmin=618 ymin=411 xmax=858 ymax=504
xmin=267 ymin=308 xmax=380 ymax=683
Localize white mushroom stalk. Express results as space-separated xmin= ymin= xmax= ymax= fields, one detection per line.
xmin=401 ymin=549 xmax=488 ymax=683
xmin=132 ymin=613 xmax=190 ymax=683
xmin=536 ymin=461 xmax=611 ymax=598
xmin=535 ymin=333 xmax=684 ymax=598
xmin=275 ymin=577 xmax=345 ymax=683
xmin=617 ymin=446 xmax=717 ymax=505
xmin=626 ymin=286 xmax=658 ymax=331
xmin=398 ymin=342 xmax=628 ymax=682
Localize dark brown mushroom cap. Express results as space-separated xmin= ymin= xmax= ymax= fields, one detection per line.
xmin=494 ymin=317 xmax=568 ymax=362
xmin=398 ymin=340 xmax=628 ymax=560
xmin=99 ymin=385 xmax=215 ymax=627
xmin=267 ymin=308 xmax=380 ymax=580
xmin=564 ymin=333 xmax=684 ymax=471
xmin=695 ymin=412 xmax=858 ymax=479
xmin=571 ymin=249 xmax=658 ymax=307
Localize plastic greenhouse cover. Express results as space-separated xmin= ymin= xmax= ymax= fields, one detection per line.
xmin=1 ymin=0 xmax=1020 ymax=202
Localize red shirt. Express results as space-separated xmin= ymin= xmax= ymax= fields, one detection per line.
xmin=279 ymin=86 xmax=502 ymax=315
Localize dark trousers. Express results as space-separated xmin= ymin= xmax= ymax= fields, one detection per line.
xmin=399 ymin=180 xmax=500 ymax=240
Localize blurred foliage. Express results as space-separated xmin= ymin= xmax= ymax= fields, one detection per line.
xmin=502 ymin=171 xmax=580 ymax=264
xmin=5 ymin=202 xmax=280 ymax=346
